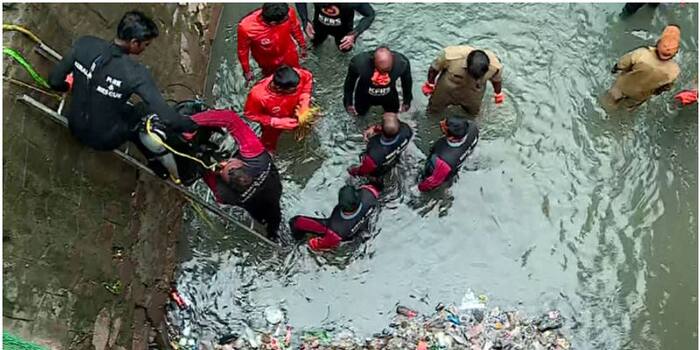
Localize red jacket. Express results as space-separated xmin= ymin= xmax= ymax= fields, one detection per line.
xmin=244 ymin=67 xmax=313 ymax=126
xmin=237 ymin=7 xmax=305 ymax=75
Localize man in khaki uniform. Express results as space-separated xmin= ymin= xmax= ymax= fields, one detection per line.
xmin=422 ymin=45 xmax=504 ymax=116
xmin=606 ymin=25 xmax=681 ymax=110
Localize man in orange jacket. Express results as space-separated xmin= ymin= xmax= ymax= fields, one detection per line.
xmin=237 ymin=3 xmax=306 ymax=83
xmin=244 ymin=65 xmax=313 ymax=152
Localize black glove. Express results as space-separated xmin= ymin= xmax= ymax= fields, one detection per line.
xmin=168 ymin=115 xmax=198 ymax=133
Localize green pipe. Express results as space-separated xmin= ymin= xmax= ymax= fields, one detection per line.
xmin=3 ymin=47 xmax=50 ymax=89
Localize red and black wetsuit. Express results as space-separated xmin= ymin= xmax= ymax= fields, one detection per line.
xmin=237 ymin=6 xmax=306 ymax=77
xmin=295 ymin=3 xmax=375 ymax=51
xmin=348 ymin=121 xmax=413 ymax=178
xmin=418 ymin=122 xmax=479 ymax=192
xmin=290 ymin=184 xmax=380 ymax=251
xmin=192 ymin=110 xmax=282 ymax=239
xmin=244 ymin=67 xmax=313 ymax=152
xmin=343 ymin=50 xmax=413 ymax=116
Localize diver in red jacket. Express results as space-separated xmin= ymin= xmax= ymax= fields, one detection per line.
xmin=244 ymin=65 xmax=313 ymax=152
xmin=290 ymin=184 xmax=380 ymax=251
xmin=191 ymin=109 xmax=282 ymax=240
xmin=237 ymin=3 xmax=306 ymax=83
xmin=418 ymin=116 xmax=479 ymax=192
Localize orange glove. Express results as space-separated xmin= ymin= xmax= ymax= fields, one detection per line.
xmin=674 ymin=89 xmax=698 ymax=106
xmin=308 ymin=237 xmax=321 ymax=250
xmin=65 ymin=73 xmax=74 ymax=91
xmin=494 ymin=92 xmax=505 ymax=104
xmin=421 ymin=81 xmax=435 ymax=96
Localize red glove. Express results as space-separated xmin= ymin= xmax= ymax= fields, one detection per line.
xmin=65 ymin=73 xmax=74 ymax=91
xmin=308 ymin=237 xmax=320 ymax=250
xmin=674 ymin=89 xmax=698 ymax=106
xmin=182 ymin=131 xmax=197 ymax=141
xmin=270 ymin=117 xmax=299 ymax=130
xmin=421 ymin=81 xmax=435 ymax=96
xmin=494 ymin=92 xmax=505 ymax=104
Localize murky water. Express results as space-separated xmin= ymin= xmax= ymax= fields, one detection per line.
xmin=171 ymin=3 xmax=698 ymax=349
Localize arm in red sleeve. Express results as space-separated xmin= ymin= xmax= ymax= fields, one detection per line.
xmin=191 ymin=110 xmax=265 ymax=158
xmin=418 ymin=156 xmax=452 ymax=192
xmin=348 ymin=154 xmax=377 ymax=177
xmin=288 ymin=7 xmax=306 ymax=49
xmin=360 ymin=184 xmax=380 ymax=198
xmin=237 ymin=24 xmax=252 ymax=75
xmin=291 ymin=216 xmax=342 ymax=251
xmin=244 ymin=90 xmax=273 ymax=126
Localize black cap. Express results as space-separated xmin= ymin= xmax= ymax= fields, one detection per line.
xmin=446 ymin=116 xmax=468 ymax=138
xmin=338 ymin=185 xmax=360 ymax=212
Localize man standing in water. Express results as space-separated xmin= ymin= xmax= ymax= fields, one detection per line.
xmin=48 ymin=10 xmax=197 ymax=176
xmin=418 ymin=116 xmax=479 ymax=192
xmin=290 ymin=184 xmax=380 ymax=251
xmin=294 ymin=3 xmax=375 ymax=52
xmin=347 ymin=112 xmax=413 ymax=183
xmin=605 ymin=25 xmax=681 ymax=110
xmin=237 ymin=3 xmax=306 ymax=83
xmin=244 ymin=65 xmax=313 ymax=152
xmin=192 ymin=109 xmax=283 ymax=241
xmin=422 ymin=45 xmax=504 ymax=117
xmin=344 ymin=46 xmax=413 ymax=116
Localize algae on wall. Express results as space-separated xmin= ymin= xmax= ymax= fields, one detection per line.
xmin=2 ymin=3 xmax=216 ymax=349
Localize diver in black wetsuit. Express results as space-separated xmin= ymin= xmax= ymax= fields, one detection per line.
xmin=48 ymin=10 xmax=197 ymax=177
xmin=295 ymin=3 xmax=375 ymax=52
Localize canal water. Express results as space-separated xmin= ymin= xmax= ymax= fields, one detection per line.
xmin=172 ymin=3 xmax=698 ymax=349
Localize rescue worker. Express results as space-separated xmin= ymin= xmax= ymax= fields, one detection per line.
xmin=294 ymin=3 xmax=375 ymax=52
xmin=422 ymin=45 xmax=504 ymax=117
xmin=244 ymin=65 xmax=313 ymax=152
xmin=48 ymin=11 xmax=197 ymax=175
xmin=290 ymin=184 xmax=380 ymax=251
xmin=418 ymin=116 xmax=479 ymax=192
xmin=606 ymin=25 xmax=681 ymax=110
xmin=344 ymin=46 xmax=413 ymax=116
xmin=191 ymin=109 xmax=282 ymax=240
xmin=237 ymin=3 xmax=306 ymax=83
xmin=347 ymin=112 xmax=413 ymax=181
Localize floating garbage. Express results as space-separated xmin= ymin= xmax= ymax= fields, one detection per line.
xmin=206 ymin=293 xmax=571 ymax=350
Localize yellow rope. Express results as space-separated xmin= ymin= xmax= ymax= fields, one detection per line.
xmin=145 ymin=115 xmax=218 ymax=171
xmin=3 ymin=24 xmax=42 ymax=44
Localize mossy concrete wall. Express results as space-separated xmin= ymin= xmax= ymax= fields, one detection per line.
xmin=2 ymin=3 xmax=219 ymax=349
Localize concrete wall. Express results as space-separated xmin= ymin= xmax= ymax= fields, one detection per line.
xmin=2 ymin=3 xmax=218 ymax=349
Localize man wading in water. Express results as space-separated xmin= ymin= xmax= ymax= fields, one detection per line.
xmin=295 ymin=3 xmax=375 ymax=52
xmin=422 ymin=45 xmax=505 ymax=117
xmin=604 ymin=25 xmax=681 ymax=110
xmin=343 ymin=45 xmax=413 ymax=117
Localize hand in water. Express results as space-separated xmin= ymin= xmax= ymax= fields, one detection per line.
xmin=494 ymin=92 xmax=505 ymax=104
xmin=339 ymin=34 xmax=356 ymax=50
xmin=400 ymin=103 xmax=410 ymax=112
xmin=421 ymin=81 xmax=435 ymax=96
xmin=363 ymin=125 xmax=380 ymax=141
xmin=305 ymin=22 xmax=315 ymax=39
xmin=347 ymin=105 xmax=358 ymax=116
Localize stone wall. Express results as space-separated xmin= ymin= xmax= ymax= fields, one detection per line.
xmin=2 ymin=3 xmax=219 ymax=349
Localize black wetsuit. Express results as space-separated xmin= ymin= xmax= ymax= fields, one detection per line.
xmin=295 ymin=3 xmax=375 ymax=52
xmin=343 ymin=50 xmax=413 ymax=116
xmin=48 ymin=35 xmax=196 ymax=152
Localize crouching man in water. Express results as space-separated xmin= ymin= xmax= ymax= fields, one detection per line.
xmin=191 ymin=109 xmax=282 ymax=240
xmin=347 ymin=112 xmax=413 ymax=185
xmin=289 ymin=184 xmax=379 ymax=251
xmin=418 ymin=117 xmax=479 ymax=192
